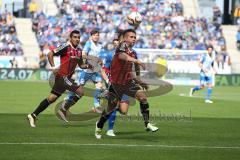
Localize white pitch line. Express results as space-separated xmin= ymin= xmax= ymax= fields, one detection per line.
xmin=0 ymin=142 xmax=239 ymax=149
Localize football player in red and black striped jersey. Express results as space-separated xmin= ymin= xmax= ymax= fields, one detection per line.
xmin=27 ymin=30 xmax=92 ymax=127
xmin=95 ymin=29 xmax=158 ymax=139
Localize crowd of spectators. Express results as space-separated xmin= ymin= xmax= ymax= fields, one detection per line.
xmin=0 ymin=12 xmax=23 ymax=56
xmin=32 ymin=0 xmax=225 ymax=51
xmin=30 ymin=0 xmax=230 ymax=70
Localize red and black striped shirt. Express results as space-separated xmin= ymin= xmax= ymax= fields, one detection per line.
xmin=53 ymin=42 xmax=82 ymax=77
xmin=110 ymin=42 xmax=137 ymax=84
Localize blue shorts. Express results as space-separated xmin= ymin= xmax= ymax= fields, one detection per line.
xmin=77 ymin=71 xmax=102 ymax=85
xmin=200 ymin=75 xmax=212 ymax=85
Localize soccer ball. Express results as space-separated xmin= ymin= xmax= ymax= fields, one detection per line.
xmin=127 ymin=11 xmax=142 ymax=26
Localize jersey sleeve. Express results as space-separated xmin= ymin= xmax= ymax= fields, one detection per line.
xmin=199 ymin=54 xmax=206 ymax=63
xmin=53 ymin=43 xmax=68 ymax=56
xmin=116 ymin=42 xmax=128 ymax=54
xmin=83 ymin=41 xmax=91 ymax=54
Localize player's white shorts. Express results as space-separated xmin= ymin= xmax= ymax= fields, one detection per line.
xmin=77 ymin=70 xmax=102 ymax=85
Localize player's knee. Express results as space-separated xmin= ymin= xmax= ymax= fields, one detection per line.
xmin=47 ymin=94 xmax=59 ymax=103
xmin=138 ymin=97 xmax=147 ymax=104
xmin=75 ymin=87 xmax=84 ymax=98
xmin=200 ymin=85 xmax=205 ymax=89
xmin=136 ymin=91 xmax=147 ymax=102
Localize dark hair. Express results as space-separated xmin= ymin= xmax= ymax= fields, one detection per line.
xmin=113 ymin=38 xmax=119 ymax=42
xmin=90 ymin=29 xmax=99 ymax=35
xmin=207 ymin=45 xmax=213 ymax=50
xmin=123 ymin=29 xmax=136 ymax=37
xmin=70 ymin=30 xmax=80 ymax=37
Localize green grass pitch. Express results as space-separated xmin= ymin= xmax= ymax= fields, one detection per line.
xmin=0 ymin=80 xmax=240 ymax=160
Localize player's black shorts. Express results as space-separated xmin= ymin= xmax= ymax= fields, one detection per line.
xmin=102 ymin=80 xmax=142 ymax=114
xmin=111 ymin=80 xmax=142 ymax=99
xmin=51 ymin=75 xmax=81 ymax=96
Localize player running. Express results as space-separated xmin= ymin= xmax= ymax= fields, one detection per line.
xmin=190 ymin=46 xmax=217 ymax=103
xmin=27 ymin=30 xmax=93 ymax=127
xmin=95 ymin=29 xmax=158 ymax=139
xmin=100 ymin=37 xmax=130 ymax=137
xmin=57 ymin=29 xmax=104 ymax=121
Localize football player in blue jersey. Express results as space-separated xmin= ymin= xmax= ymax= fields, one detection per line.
xmin=190 ymin=46 xmax=217 ymax=103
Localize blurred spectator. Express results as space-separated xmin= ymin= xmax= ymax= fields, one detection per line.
xmin=21 ymin=57 xmax=32 ymax=68
xmin=9 ymin=57 xmax=18 ymax=68
xmin=28 ymin=0 xmax=38 ymax=18
xmin=0 ymin=12 xmax=23 ymax=55
xmin=39 ymin=53 xmax=47 ymax=69
xmin=234 ymin=5 xmax=240 ymax=24
xmin=236 ymin=29 xmax=240 ymax=50
xmin=216 ymin=46 xmax=231 ymax=71
xmin=213 ymin=5 xmax=222 ymax=25
xmin=30 ymin=0 xmax=228 ymax=68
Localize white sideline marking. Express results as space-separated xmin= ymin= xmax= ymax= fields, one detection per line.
xmin=0 ymin=142 xmax=239 ymax=149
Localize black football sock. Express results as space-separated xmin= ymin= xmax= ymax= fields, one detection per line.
xmin=62 ymin=96 xmax=80 ymax=111
xmin=140 ymin=102 xmax=150 ymax=127
xmin=33 ymin=98 xmax=51 ymax=116
xmin=97 ymin=116 xmax=108 ymax=129
xmin=97 ymin=89 xmax=116 ymax=129
xmin=97 ymin=113 xmax=111 ymax=129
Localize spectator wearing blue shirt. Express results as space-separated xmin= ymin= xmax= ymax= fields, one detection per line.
xmin=236 ymin=29 xmax=240 ymax=50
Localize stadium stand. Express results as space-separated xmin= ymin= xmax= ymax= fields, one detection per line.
xmin=0 ymin=0 xmax=234 ymax=72
xmin=0 ymin=12 xmax=23 ymax=56
xmin=29 ymin=0 xmax=230 ymax=71
xmin=32 ymin=0 xmax=225 ymax=52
